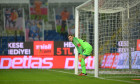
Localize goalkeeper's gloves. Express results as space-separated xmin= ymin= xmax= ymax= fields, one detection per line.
xmin=78 ymin=54 xmax=82 ymax=62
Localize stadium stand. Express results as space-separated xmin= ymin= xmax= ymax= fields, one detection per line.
xmin=44 ymin=30 xmax=68 ymax=41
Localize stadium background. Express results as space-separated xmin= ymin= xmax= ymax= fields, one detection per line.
xmin=0 ymin=0 xmax=96 ymax=70
xmin=0 ymin=0 xmax=139 ymax=70
xmin=0 ymin=0 xmax=140 ymax=84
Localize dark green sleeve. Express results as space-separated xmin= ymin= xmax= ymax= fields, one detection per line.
xmin=72 ymin=37 xmax=83 ymax=54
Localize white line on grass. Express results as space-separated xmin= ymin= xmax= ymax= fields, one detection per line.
xmin=0 ymin=80 xmax=57 ymax=82
xmin=46 ymin=69 xmax=137 ymax=84
xmin=105 ymin=76 xmax=140 ymax=78
xmin=47 ymin=69 xmax=74 ymax=75
xmin=98 ymin=77 xmax=136 ymax=84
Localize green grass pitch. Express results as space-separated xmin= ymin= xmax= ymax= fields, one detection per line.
xmin=0 ymin=69 xmax=139 ymax=84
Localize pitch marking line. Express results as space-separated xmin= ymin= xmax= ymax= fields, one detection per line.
xmin=0 ymin=80 xmax=57 ymax=81
xmin=132 ymin=79 xmax=140 ymax=80
xmin=47 ymin=69 xmax=137 ymax=84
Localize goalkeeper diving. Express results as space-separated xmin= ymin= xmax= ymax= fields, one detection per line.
xmin=68 ymin=35 xmax=93 ymax=76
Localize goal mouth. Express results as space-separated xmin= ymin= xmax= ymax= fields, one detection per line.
xmin=75 ymin=0 xmax=140 ymax=78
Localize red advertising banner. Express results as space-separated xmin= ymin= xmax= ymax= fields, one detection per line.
xmin=0 ymin=56 xmax=94 ymax=69
xmin=137 ymin=39 xmax=140 ymax=51
xmin=0 ymin=51 xmax=140 ymax=69
xmin=101 ymin=53 xmax=119 ymax=69
xmin=101 ymin=51 xmax=140 ymax=69
xmin=34 ymin=41 xmax=54 ymax=56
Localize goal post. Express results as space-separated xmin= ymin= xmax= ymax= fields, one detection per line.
xmin=75 ymin=0 xmax=95 ymax=75
xmin=94 ymin=0 xmax=99 ymax=78
xmin=75 ymin=0 xmax=140 ymax=78
xmin=74 ymin=8 xmax=79 ymax=75
xmin=75 ymin=0 xmax=99 ymax=77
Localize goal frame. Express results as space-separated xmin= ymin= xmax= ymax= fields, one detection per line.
xmin=75 ymin=0 xmax=99 ymax=77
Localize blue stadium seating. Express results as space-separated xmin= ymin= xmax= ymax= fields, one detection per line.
xmin=56 ymin=15 xmax=61 ymax=20
xmin=0 ymin=37 xmax=2 ymax=41
xmin=2 ymin=38 xmax=8 ymax=43
xmin=8 ymin=39 xmax=15 ymax=42
xmin=0 ymin=40 xmax=1 ymax=47
xmin=110 ymin=47 xmax=117 ymax=53
xmin=0 ymin=36 xmax=25 ymax=55
xmin=16 ymin=36 xmax=25 ymax=42
xmin=2 ymin=43 xmax=8 ymax=49
xmin=0 ymin=30 xmax=69 ymax=55
xmin=0 ymin=48 xmax=3 ymax=55
xmin=44 ymin=30 xmax=63 ymax=41
xmin=3 ymin=48 xmax=8 ymax=55
xmin=69 ymin=15 xmax=74 ymax=20
xmin=44 ymin=30 xmax=68 ymax=41
xmin=2 ymin=40 xmax=8 ymax=45
xmin=8 ymin=36 xmax=15 ymax=42
xmin=47 ymin=35 xmax=54 ymax=41
xmin=2 ymin=36 xmax=8 ymax=40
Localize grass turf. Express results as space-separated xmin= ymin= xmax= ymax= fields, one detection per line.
xmin=0 ymin=69 xmax=139 ymax=84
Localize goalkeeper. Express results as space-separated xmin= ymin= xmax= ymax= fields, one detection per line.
xmin=68 ymin=35 xmax=92 ymax=76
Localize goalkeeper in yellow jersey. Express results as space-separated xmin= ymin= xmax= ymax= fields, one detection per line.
xmin=68 ymin=35 xmax=93 ymax=76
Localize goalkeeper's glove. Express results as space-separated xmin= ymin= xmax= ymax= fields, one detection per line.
xmin=78 ymin=54 xmax=82 ymax=62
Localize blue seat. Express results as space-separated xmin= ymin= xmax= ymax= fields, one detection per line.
xmin=2 ymin=38 xmax=8 ymax=42
xmin=69 ymin=15 xmax=74 ymax=20
xmin=2 ymin=44 xmax=8 ymax=49
xmin=44 ymin=36 xmax=47 ymax=41
xmin=47 ymin=31 xmax=52 ymax=35
xmin=2 ymin=41 xmax=8 ymax=45
xmin=49 ymin=36 xmax=55 ymax=40
xmin=60 ymin=36 xmax=64 ymax=41
xmin=3 ymin=48 xmax=8 ymax=55
xmin=0 ymin=48 xmax=3 ymax=55
xmin=44 ymin=30 xmax=48 ymax=34
xmin=16 ymin=36 xmax=25 ymax=42
xmin=8 ymin=36 xmax=15 ymax=39
xmin=17 ymin=39 xmax=23 ymax=42
xmin=54 ymin=38 xmax=60 ymax=41
xmin=0 ymin=40 xmax=2 ymax=46
xmin=8 ymin=36 xmax=15 ymax=42
xmin=56 ymin=15 xmax=61 ymax=20
xmin=54 ymin=34 xmax=64 ymax=41
xmin=110 ymin=48 xmax=117 ymax=53
xmin=8 ymin=39 xmax=15 ymax=42
xmin=2 ymin=36 xmax=8 ymax=40
xmin=0 ymin=51 xmax=3 ymax=55
xmin=47 ymin=36 xmax=54 ymax=41
xmin=0 ymin=37 xmax=2 ymax=41
xmin=44 ymin=30 xmax=69 ymax=41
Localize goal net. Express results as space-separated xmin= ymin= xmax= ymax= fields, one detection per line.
xmin=75 ymin=0 xmax=140 ymax=78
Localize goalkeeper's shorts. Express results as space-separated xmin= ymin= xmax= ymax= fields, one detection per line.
xmin=82 ymin=46 xmax=93 ymax=57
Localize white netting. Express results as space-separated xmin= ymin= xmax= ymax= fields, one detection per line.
xmin=76 ymin=0 xmax=140 ymax=78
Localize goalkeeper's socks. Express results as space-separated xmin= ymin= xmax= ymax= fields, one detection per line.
xmin=81 ymin=58 xmax=86 ymax=74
